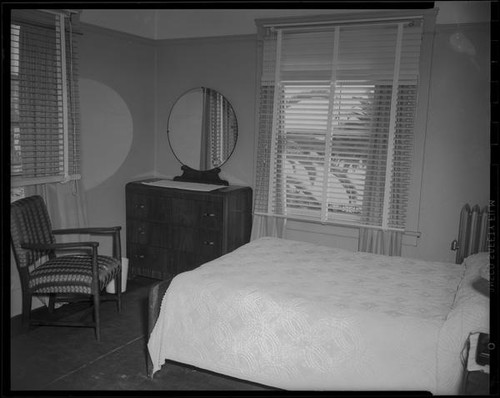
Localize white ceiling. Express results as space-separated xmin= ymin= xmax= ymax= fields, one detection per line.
xmin=79 ymin=2 xmax=491 ymax=40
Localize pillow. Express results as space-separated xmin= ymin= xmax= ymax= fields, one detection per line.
xmin=480 ymin=261 xmax=490 ymax=281
xmin=439 ymin=252 xmax=490 ymax=394
xmin=463 ymin=251 xmax=490 ymax=278
xmin=439 ymin=280 xmax=489 ymax=394
xmin=452 ymin=251 xmax=490 ymax=310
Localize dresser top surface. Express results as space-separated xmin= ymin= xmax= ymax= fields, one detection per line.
xmin=127 ymin=179 xmax=251 ymax=195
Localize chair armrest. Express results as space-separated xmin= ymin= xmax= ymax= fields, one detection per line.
xmin=21 ymin=242 xmax=101 ymax=280
xmin=52 ymin=226 xmax=122 ymax=259
xmin=52 ymin=226 xmax=121 ymax=235
xmin=21 ymin=241 xmax=99 ymax=251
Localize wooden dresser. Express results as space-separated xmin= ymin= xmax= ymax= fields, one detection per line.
xmin=126 ymin=179 xmax=252 ymax=280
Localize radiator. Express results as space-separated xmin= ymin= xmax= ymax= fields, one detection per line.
xmin=452 ymin=204 xmax=489 ymax=264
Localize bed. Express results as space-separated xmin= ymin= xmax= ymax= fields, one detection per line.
xmin=146 ymin=206 xmax=490 ymax=394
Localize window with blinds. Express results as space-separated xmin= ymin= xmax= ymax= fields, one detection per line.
xmin=10 ymin=9 xmax=80 ymax=187
xmin=255 ymin=17 xmax=425 ymax=230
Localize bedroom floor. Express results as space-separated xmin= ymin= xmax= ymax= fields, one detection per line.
xmin=9 ymin=276 xmax=272 ymax=391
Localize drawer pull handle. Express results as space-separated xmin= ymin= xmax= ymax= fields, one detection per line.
xmin=136 ymin=204 xmax=145 ymax=209
xmin=203 ymin=240 xmax=215 ymax=246
xmin=136 ymin=254 xmax=145 ymax=259
xmin=203 ymin=212 xmax=216 ymax=217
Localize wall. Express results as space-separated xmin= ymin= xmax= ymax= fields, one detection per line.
xmin=78 ymin=25 xmax=157 ymax=248
xmin=79 ymin=2 xmax=491 ymax=40
xmin=404 ymin=22 xmax=490 ymax=262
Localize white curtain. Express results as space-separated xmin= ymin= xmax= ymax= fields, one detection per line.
xmin=251 ymin=215 xmax=286 ymax=240
xmin=25 ymin=180 xmax=88 ymax=235
xmin=358 ymin=228 xmax=403 ymax=256
xmin=251 ymin=72 xmax=279 ymax=240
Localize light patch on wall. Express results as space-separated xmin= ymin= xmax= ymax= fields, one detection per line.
xmin=80 ymin=78 xmax=133 ymax=190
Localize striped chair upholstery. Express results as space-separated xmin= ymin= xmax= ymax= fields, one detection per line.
xmin=28 ymin=255 xmax=120 ymax=295
xmin=11 ymin=195 xmax=55 ymax=271
xmin=11 ymin=195 xmax=122 ymax=341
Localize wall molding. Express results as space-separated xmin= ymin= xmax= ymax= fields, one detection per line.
xmin=80 ymin=22 xmax=156 ymax=46
xmin=81 ymin=22 xmax=256 ymax=46
xmin=435 ymin=22 xmax=490 ymax=33
xmin=153 ymin=33 xmax=256 ymax=46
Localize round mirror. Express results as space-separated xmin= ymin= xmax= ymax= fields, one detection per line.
xmin=167 ymin=87 xmax=238 ymax=171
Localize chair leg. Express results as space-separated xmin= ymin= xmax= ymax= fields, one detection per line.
xmin=48 ymin=294 xmax=56 ymax=314
xmin=21 ymin=290 xmax=32 ymax=332
xmin=93 ymin=290 xmax=100 ymax=342
xmin=116 ymin=267 xmax=122 ymax=313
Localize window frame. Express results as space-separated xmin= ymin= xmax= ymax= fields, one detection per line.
xmin=10 ymin=9 xmax=81 ymax=189
xmin=253 ymin=9 xmax=437 ymax=237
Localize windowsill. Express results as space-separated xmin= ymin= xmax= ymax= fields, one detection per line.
xmin=11 ymin=174 xmax=81 ymax=188
xmin=286 ymin=219 xmax=359 ymax=239
xmin=285 ymin=219 xmax=420 ymax=246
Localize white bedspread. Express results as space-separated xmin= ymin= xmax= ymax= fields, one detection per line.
xmin=148 ymin=237 xmax=488 ymax=393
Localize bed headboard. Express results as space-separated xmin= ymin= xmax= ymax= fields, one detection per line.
xmin=451 ymin=204 xmax=489 ymax=264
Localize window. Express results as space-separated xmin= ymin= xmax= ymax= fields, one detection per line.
xmin=10 ymin=9 xmax=80 ymax=190
xmin=254 ymin=13 xmax=433 ymax=231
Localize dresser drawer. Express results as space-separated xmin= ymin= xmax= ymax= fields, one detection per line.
xmin=127 ymin=192 xmax=172 ymax=222
xmin=128 ymin=244 xmax=178 ymax=279
xmin=197 ymin=229 xmax=223 ymax=263
xmin=127 ymin=220 xmax=173 ymax=247
xmin=129 ymin=243 xmax=201 ymax=278
xmin=171 ymin=198 xmax=222 ymax=230
xmin=170 ymin=227 xmax=222 ymax=254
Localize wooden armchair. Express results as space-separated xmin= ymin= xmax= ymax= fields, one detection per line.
xmin=10 ymin=195 xmax=122 ymax=342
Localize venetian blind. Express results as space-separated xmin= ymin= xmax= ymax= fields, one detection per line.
xmin=255 ymin=19 xmax=424 ymax=230
xmin=204 ymin=88 xmax=237 ymax=168
xmin=10 ymin=9 xmax=81 ymax=187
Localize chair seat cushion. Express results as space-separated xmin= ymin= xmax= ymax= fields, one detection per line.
xmin=29 ymin=255 xmax=121 ymax=295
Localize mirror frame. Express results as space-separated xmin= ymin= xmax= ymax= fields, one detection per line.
xmin=166 ymin=87 xmax=238 ymax=185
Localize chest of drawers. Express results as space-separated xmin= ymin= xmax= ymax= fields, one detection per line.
xmin=126 ymin=180 xmax=252 ymax=280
